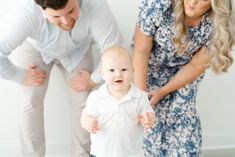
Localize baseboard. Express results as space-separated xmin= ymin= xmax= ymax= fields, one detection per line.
xmin=0 ymin=139 xmax=69 ymax=156
xmin=202 ymin=134 xmax=235 ymax=150
xmin=1 ymin=135 xmax=235 ymax=156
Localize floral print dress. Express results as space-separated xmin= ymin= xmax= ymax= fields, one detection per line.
xmin=137 ymin=0 xmax=213 ymax=156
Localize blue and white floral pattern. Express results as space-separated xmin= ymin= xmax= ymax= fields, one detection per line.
xmin=137 ymin=0 xmax=213 ymax=156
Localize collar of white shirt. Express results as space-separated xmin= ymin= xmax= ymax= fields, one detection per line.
xmin=98 ymin=83 xmax=142 ymax=102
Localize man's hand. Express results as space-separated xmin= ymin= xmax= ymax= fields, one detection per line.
xmin=81 ymin=115 xmax=99 ymax=134
xmin=138 ymin=112 xmax=154 ymax=129
xmin=69 ymin=69 xmax=96 ymax=92
xmin=21 ymin=63 xmax=48 ymax=86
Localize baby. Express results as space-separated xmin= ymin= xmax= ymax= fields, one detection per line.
xmin=81 ymin=46 xmax=154 ymax=157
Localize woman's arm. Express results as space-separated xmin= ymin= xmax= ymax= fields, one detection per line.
xmin=132 ymin=25 xmax=153 ymax=91
xmin=150 ymin=46 xmax=211 ymax=105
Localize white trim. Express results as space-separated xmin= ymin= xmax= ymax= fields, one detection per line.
xmin=202 ymin=134 xmax=235 ymax=150
xmin=1 ymin=135 xmax=235 ymax=156
xmin=0 ymin=139 xmax=69 ymax=157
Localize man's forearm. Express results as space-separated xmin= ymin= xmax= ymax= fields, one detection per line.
xmin=0 ymin=58 xmax=25 ymax=82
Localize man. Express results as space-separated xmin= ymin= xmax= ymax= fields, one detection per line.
xmin=0 ymin=0 xmax=123 ymax=156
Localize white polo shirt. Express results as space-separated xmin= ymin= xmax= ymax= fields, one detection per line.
xmin=82 ymin=83 xmax=153 ymax=157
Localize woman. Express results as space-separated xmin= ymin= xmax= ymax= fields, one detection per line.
xmin=132 ymin=0 xmax=234 ymax=156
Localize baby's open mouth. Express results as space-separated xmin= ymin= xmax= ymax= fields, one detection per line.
xmin=115 ymin=80 xmax=123 ymax=83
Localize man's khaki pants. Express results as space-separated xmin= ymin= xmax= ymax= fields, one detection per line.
xmin=11 ymin=41 xmax=92 ymax=157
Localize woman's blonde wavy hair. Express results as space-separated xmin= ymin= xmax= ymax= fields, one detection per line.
xmin=172 ymin=0 xmax=235 ymax=73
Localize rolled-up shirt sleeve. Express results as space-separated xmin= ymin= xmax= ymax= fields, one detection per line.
xmin=0 ymin=2 xmax=34 ymax=82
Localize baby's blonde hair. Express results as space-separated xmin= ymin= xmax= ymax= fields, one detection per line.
xmin=101 ymin=45 xmax=132 ymax=65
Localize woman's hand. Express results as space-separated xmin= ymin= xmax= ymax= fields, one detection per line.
xmin=148 ymin=87 xmax=163 ymax=107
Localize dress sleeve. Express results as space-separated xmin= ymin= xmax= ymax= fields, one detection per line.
xmin=204 ymin=25 xmax=213 ymax=48
xmin=137 ymin=0 xmax=171 ymax=36
xmin=202 ymin=14 xmax=214 ymax=48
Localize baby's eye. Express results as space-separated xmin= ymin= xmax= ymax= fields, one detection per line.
xmin=109 ymin=69 xmax=115 ymax=72
xmin=121 ymin=68 xmax=128 ymax=71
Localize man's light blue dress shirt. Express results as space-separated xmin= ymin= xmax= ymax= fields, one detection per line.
xmin=0 ymin=0 xmax=123 ymax=83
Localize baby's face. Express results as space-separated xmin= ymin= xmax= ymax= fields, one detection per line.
xmin=101 ymin=54 xmax=133 ymax=93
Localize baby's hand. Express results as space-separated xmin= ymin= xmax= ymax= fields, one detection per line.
xmin=138 ymin=112 xmax=154 ymax=129
xmin=81 ymin=115 xmax=99 ymax=134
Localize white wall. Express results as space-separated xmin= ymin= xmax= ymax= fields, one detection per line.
xmin=198 ymin=58 xmax=235 ymax=150
xmin=0 ymin=0 xmax=235 ymax=156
